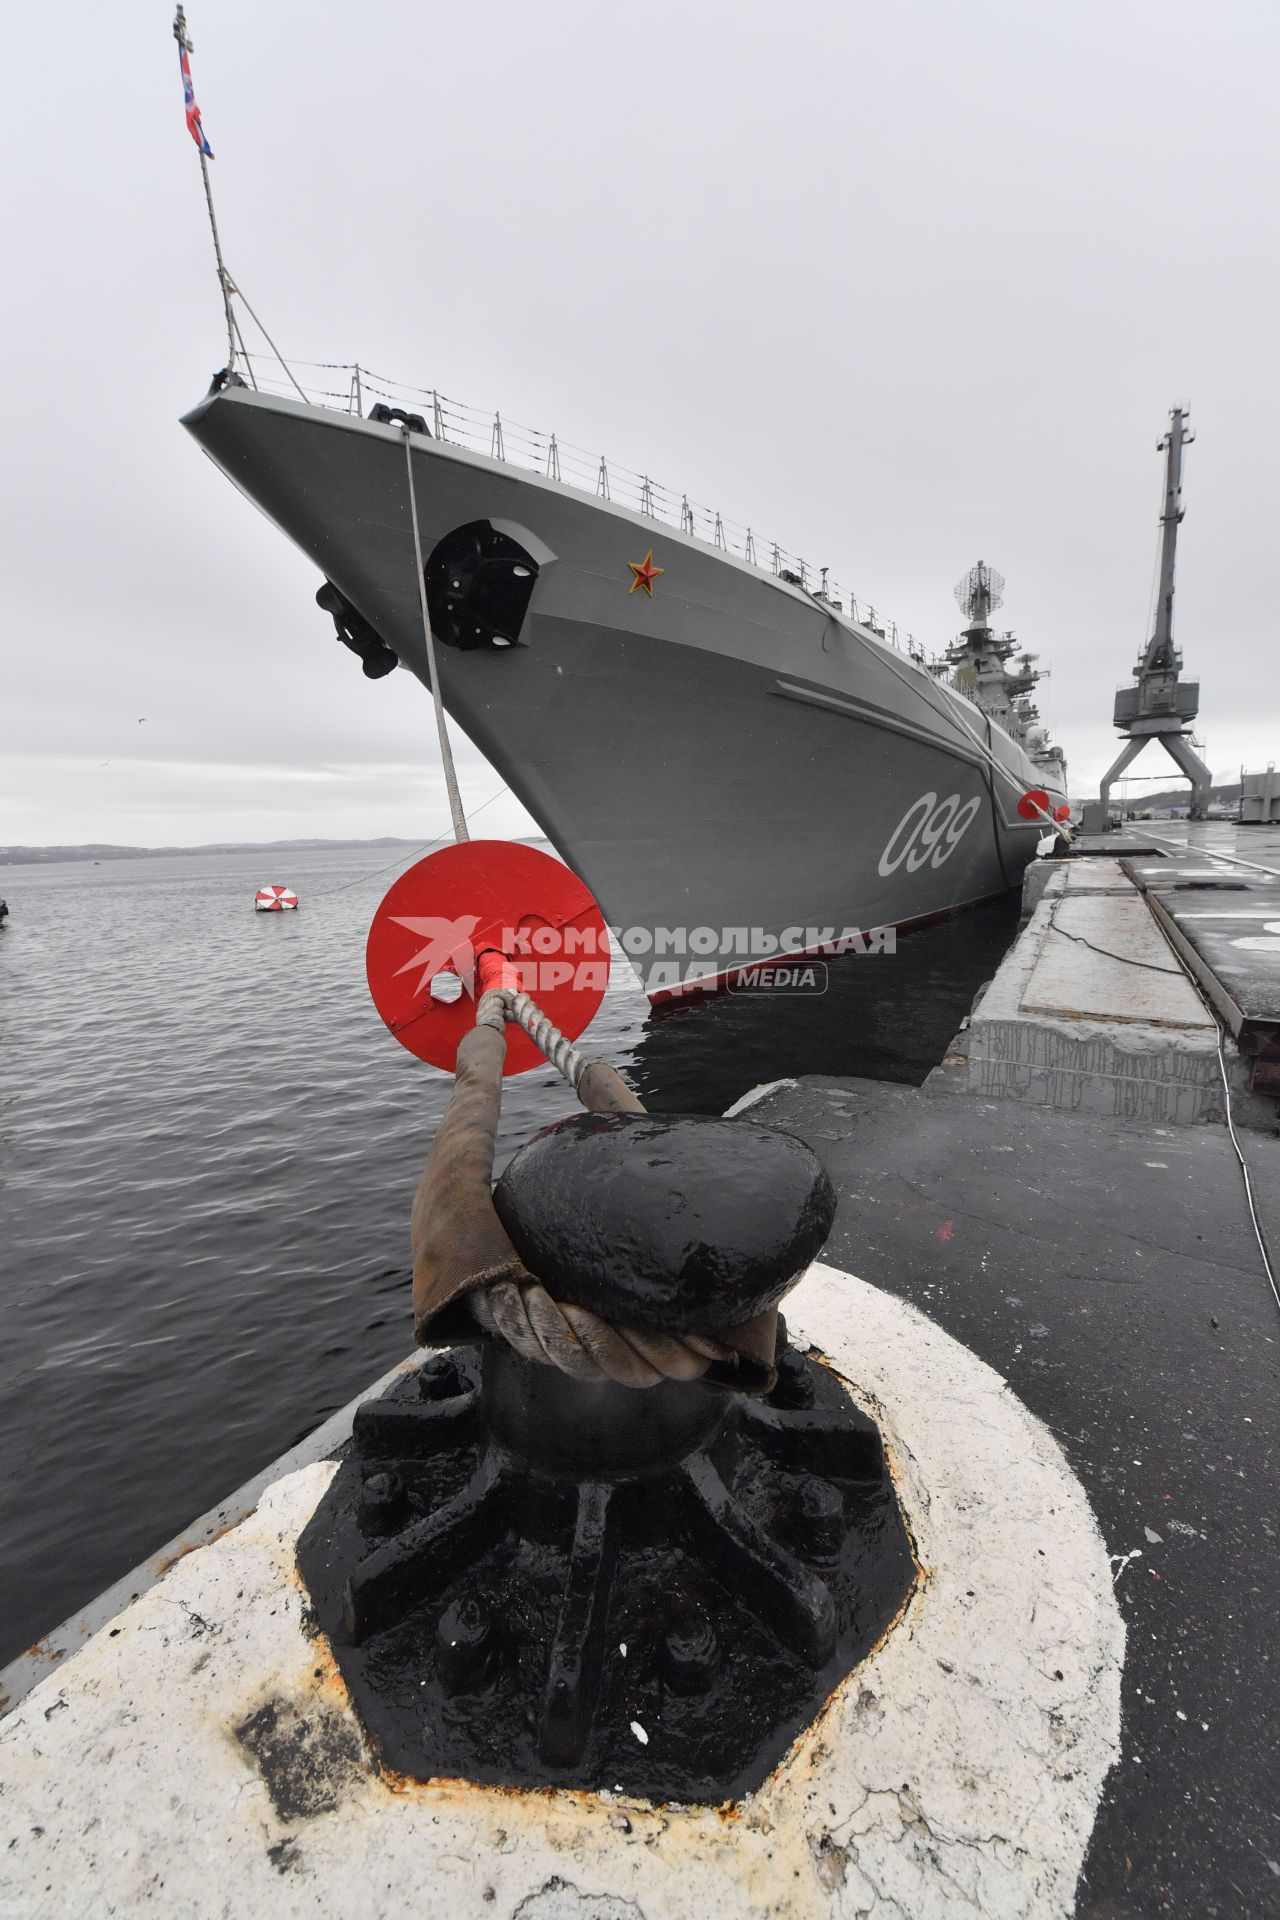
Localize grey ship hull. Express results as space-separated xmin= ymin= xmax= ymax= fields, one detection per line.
xmin=182 ymin=388 xmax=1065 ymax=995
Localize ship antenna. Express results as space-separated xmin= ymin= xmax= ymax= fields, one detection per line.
xmin=954 ymin=560 xmax=1005 ymax=629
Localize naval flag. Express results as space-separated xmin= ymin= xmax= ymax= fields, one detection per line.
xmin=175 ymin=10 xmax=213 ymax=157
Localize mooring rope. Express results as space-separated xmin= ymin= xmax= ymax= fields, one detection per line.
xmin=468 ymin=1278 xmax=734 ymax=1388
xmin=474 ymin=974 xmax=602 ymax=1096
xmin=503 ymin=987 xmax=592 ymax=1089
xmin=403 ymin=426 xmax=470 ymax=844
xmin=397 ymin=429 xmax=743 ymax=1383
xmin=398 ymin=429 xmax=654 ymax=1376
xmin=306 ymin=787 xmax=511 ymax=901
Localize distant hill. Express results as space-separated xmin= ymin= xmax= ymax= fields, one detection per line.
xmin=0 ymin=836 xmax=548 ymax=869
xmin=1102 ymin=782 xmax=1241 ymax=815
xmin=0 ymin=837 xmax=425 ymax=868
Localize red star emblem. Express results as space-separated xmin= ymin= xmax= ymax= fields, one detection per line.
xmin=628 ymin=549 xmax=664 ymax=597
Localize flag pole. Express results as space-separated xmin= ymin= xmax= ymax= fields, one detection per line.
xmin=173 ymin=7 xmax=307 ymax=402
xmin=198 ymin=150 xmax=239 ymax=374
xmin=173 ymin=6 xmax=237 ymax=375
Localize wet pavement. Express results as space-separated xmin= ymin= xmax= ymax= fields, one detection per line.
xmin=749 ymin=1029 xmax=1279 ymax=1916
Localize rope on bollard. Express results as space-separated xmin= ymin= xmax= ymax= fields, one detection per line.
xmin=473 ymin=957 xmax=590 ymax=1089
xmin=469 ymin=1280 xmax=735 ymax=1388
xmin=461 ymin=958 xmax=736 ymax=1387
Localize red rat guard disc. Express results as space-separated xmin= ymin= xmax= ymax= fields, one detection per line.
xmin=366 ymin=840 xmax=610 ymax=1074
xmin=1016 ymin=788 xmax=1052 ymax=822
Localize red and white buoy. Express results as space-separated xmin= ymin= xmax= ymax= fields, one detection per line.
xmin=254 ymin=885 xmax=299 ymax=912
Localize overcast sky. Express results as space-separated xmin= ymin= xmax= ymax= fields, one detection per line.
xmin=3 ymin=0 xmax=1276 ymax=846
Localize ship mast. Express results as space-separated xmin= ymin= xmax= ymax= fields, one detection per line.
xmin=941 ymin=562 xmax=1015 ymax=724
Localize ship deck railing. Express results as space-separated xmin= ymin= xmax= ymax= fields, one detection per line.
xmin=235 ymin=351 xmax=939 ymax=667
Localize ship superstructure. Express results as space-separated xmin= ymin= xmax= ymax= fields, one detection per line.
xmin=930 ymin=562 xmax=1068 ymax=793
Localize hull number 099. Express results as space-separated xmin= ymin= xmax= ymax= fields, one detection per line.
xmin=878 ymin=792 xmax=982 ymax=877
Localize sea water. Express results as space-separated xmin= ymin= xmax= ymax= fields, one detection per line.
xmin=0 ymin=844 xmax=1015 ymax=1662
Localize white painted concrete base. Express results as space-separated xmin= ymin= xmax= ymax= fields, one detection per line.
xmin=0 ymin=1267 xmax=1123 ymax=1919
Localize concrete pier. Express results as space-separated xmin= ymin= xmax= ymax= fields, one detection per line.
xmin=965 ymin=858 xmax=1225 ymax=1125
xmin=1 ymin=823 xmax=1277 ymax=1918
xmin=733 ymin=820 xmax=1280 ymax=1916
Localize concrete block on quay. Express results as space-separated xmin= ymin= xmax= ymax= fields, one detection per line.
xmin=1067 ymin=834 xmax=1169 ymax=858
xmin=966 ymin=889 xmax=1224 ymax=1126
xmin=1061 ymin=859 xmax=1134 ymax=894
xmin=1019 ymin=896 xmax=1209 ymax=1029
xmin=1023 ymin=859 xmax=1141 ymax=922
xmin=1122 ymin=859 xmax=1259 ymax=894
xmin=1019 ymin=857 xmax=1064 ymax=919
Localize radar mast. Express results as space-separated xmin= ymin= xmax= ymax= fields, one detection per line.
xmin=934 ymin=563 xmax=1066 ymax=785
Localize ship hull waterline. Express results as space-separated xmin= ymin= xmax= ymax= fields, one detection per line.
xmin=182 ymin=387 xmax=1065 ymax=998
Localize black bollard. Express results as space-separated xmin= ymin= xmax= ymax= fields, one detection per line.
xmin=296 ymin=1110 xmax=916 ymax=1802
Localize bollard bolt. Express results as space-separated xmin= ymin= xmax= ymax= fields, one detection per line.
xmin=769 ymin=1345 xmax=816 ymax=1410
xmin=358 ymin=1469 xmax=408 ymax=1535
xmin=661 ymin=1606 xmax=721 ymax=1695
xmin=436 ymin=1594 xmax=501 ymax=1694
xmin=418 ymin=1353 xmax=463 ymax=1401
xmin=794 ymin=1478 xmax=845 ymax=1560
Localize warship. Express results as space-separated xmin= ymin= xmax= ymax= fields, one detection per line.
xmin=182 ymin=376 xmax=1067 ymax=994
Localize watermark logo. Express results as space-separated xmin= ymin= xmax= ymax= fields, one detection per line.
xmin=727 ymin=961 xmax=830 ymax=995
xmin=389 ymin=914 xmax=480 ymax=994
xmin=388 ymin=918 xmax=895 ymax=999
